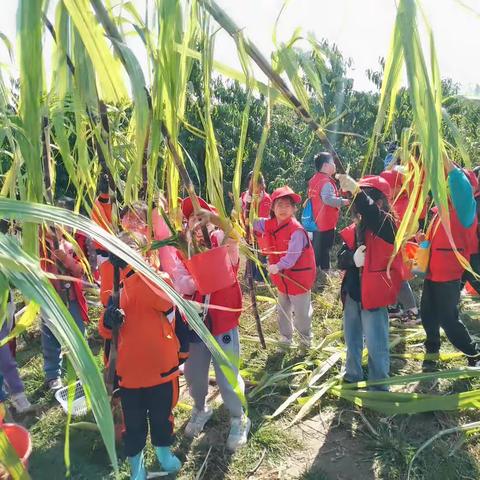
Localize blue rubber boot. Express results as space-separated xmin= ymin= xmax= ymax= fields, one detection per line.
xmin=155 ymin=446 xmax=182 ymax=473
xmin=128 ymin=451 xmax=147 ymax=480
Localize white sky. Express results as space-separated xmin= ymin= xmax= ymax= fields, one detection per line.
xmin=0 ymin=0 xmax=479 ymax=92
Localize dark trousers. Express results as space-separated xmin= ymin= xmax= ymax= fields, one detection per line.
xmin=120 ymin=378 xmax=179 ymax=457
xmin=313 ymin=229 xmax=335 ymax=270
xmin=420 ymin=279 xmax=479 ymax=360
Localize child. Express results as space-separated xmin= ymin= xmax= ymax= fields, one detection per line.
xmin=40 ymin=225 xmax=89 ymax=390
xmin=241 ymin=171 xmax=271 ymax=282
xmin=419 ymin=160 xmax=480 ymax=368
xmin=336 ymin=174 xmax=403 ymax=388
xmin=253 ymin=186 xmax=316 ymax=350
xmin=307 ymin=152 xmax=349 ymax=283
xmin=102 ymin=233 xmax=188 ymax=479
xmin=172 ymin=197 xmax=249 ymax=451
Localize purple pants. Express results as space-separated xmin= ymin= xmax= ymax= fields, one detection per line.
xmin=0 ymin=321 xmax=24 ymax=395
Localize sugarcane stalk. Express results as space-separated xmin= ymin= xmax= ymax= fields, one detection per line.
xmin=244 ymin=197 xmax=266 ymax=349
xmin=43 ymin=14 xmax=122 ymax=202
xmin=160 ymin=123 xmax=212 ymax=248
xmin=199 ymin=0 xmax=345 ymax=172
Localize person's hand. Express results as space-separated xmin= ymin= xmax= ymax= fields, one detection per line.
xmin=244 ymin=192 xmax=252 ymax=203
xmin=336 ymin=174 xmax=359 ymax=194
xmin=194 ymin=208 xmax=214 ymax=227
xmin=268 ymin=263 xmax=280 ymax=275
xmin=342 ymin=198 xmax=351 ymax=207
xmin=353 ymin=245 xmax=366 ymax=268
xmin=415 ymin=231 xmax=426 ymax=244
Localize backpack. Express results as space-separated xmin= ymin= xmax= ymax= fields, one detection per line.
xmin=301 ymin=199 xmax=318 ymax=232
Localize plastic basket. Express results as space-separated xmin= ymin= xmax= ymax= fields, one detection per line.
xmin=184 ymin=245 xmax=236 ymax=295
xmin=0 ymin=423 xmax=32 ymax=479
xmin=55 ymin=381 xmax=88 ymax=417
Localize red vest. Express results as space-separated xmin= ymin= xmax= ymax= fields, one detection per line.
xmin=182 ymin=233 xmax=242 ymax=336
xmin=265 ymin=217 xmax=316 ymax=295
xmin=340 ymin=224 xmax=404 ymax=310
xmin=241 ymin=190 xmax=272 ymax=218
xmin=427 ymin=208 xmax=478 ymax=282
xmin=308 ymin=172 xmax=340 ymax=231
xmin=393 ymin=193 xmax=409 ymax=221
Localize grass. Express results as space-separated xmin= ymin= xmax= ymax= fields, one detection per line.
xmin=5 ymin=274 xmax=480 ymax=479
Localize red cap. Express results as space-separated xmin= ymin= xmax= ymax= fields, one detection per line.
xmin=271 ymin=186 xmax=302 ymax=205
xmin=181 ymin=196 xmax=215 ymax=219
xmin=359 ymin=175 xmax=391 ymax=198
xmin=380 ymin=170 xmax=404 ymax=191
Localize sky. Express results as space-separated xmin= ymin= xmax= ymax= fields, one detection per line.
xmin=0 ymin=0 xmax=479 ymax=92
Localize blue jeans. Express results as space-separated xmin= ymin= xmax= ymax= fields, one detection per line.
xmin=41 ymin=300 xmax=85 ymax=381
xmin=343 ymin=294 xmax=390 ymax=390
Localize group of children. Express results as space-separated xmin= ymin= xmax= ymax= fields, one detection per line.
xmin=2 ymin=151 xmax=480 ymax=479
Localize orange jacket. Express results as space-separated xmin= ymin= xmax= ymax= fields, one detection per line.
xmin=111 ymin=269 xmax=188 ymax=388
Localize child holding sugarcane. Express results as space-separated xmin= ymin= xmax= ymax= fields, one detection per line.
xmin=252 ymin=186 xmax=316 ymax=350
xmin=172 ymin=197 xmax=249 ymax=451
xmin=101 ymin=231 xmax=189 ymax=479
xmin=40 ymin=225 xmax=89 ymax=391
xmin=336 ymin=174 xmax=403 ymax=389
xmin=419 ymin=159 xmax=480 ymax=369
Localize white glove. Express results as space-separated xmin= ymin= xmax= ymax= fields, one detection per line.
xmin=336 ymin=174 xmax=359 ymax=194
xmin=268 ymin=263 xmax=280 ymax=275
xmin=353 ymin=245 xmax=366 ymax=268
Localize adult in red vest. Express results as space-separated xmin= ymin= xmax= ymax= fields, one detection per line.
xmin=241 ymin=171 xmax=272 ymax=281
xmin=253 ymin=186 xmax=316 ymax=350
xmin=336 ymin=174 xmax=403 ymax=389
xmin=171 ymin=197 xmax=250 ymax=452
xmin=420 ymin=160 xmax=480 ymax=368
xmin=307 ymin=152 xmax=349 ymax=279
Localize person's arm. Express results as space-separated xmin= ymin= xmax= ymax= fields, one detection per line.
xmin=353 ymin=191 xmax=396 ymax=244
xmin=275 ymin=231 xmax=308 ymax=270
xmin=448 ymin=167 xmax=476 ymax=228
xmin=172 ymin=257 xmax=196 ymax=295
xmin=321 ymin=183 xmax=346 ymax=208
xmin=54 ymin=241 xmax=84 ymax=278
xmin=252 ymin=218 xmax=266 ymax=233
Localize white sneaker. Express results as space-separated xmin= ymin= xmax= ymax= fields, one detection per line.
xmin=184 ymin=406 xmax=213 ymax=438
xmin=10 ymin=392 xmax=34 ymax=413
xmin=227 ymin=415 xmax=251 ymax=451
